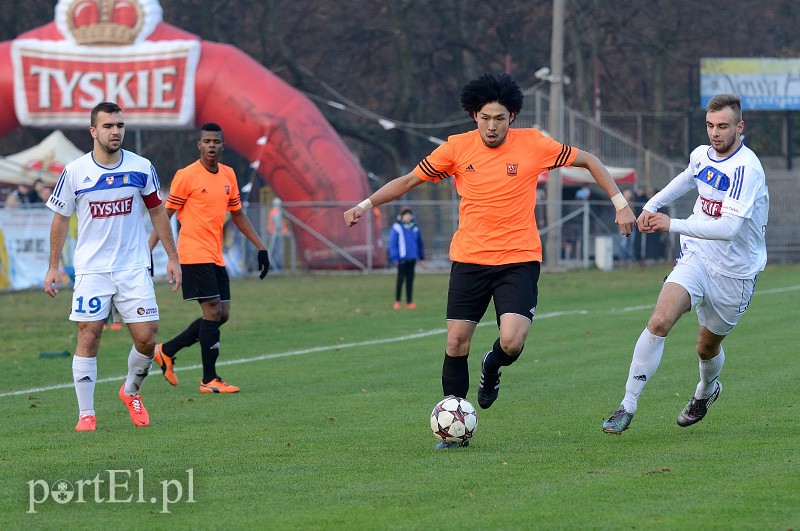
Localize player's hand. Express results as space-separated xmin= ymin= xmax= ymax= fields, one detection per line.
xmin=258 ymin=250 xmax=270 ymax=279
xmin=642 ymin=212 xmax=670 ymax=233
xmin=166 ymin=259 xmax=182 ymax=292
xmin=344 ymin=206 xmax=365 ymax=227
xmin=615 ymin=205 xmax=636 ymax=237
xmin=637 ymin=210 xmax=659 ymax=233
xmin=44 ymin=267 xmax=59 ymax=298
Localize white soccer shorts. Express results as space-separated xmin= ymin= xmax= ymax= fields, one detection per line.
xmin=69 ymin=268 xmax=159 ymax=323
xmin=665 ymin=250 xmax=756 ymax=336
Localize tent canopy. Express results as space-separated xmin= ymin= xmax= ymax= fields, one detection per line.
xmin=538 ymin=165 xmax=636 ymax=186
xmin=0 ymin=131 xmax=84 ymax=186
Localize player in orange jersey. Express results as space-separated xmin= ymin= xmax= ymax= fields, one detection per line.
xmin=344 ymin=73 xmax=636 ymax=448
xmin=150 ymin=123 xmax=270 ymax=394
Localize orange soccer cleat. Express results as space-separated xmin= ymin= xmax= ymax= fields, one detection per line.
xmin=74 ymin=414 xmax=96 ymax=432
xmin=118 ymin=385 xmax=150 ymax=427
xmin=199 ymin=378 xmax=240 ymax=394
xmin=153 ymin=344 xmax=178 ymax=386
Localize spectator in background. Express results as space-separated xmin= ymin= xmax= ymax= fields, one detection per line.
xmin=535 ymin=186 xmax=547 ymax=228
xmin=32 ymin=179 xmax=47 ymax=202
xmin=4 ymin=181 xmax=40 ymax=208
xmin=618 ymin=188 xmax=636 ymax=261
xmin=645 ymin=188 xmax=667 ymax=262
xmin=37 ymin=184 xmax=54 ymax=203
xmin=268 ymin=197 xmax=289 ymax=271
xmin=631 ymin=186 xmax=650 ymax=261
xmin=389 ymin=207 xmax=424 ymax=309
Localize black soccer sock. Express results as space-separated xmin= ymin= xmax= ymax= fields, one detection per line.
xmin=198 ymin=319 xmax=221 ymax=384
xmin=162 ymin=318 xmax=202 ymax=357
xmin=441 ymin=353 xmax=469 ymax=399
xmin=483 ymin=338 xmax=521 ymax=374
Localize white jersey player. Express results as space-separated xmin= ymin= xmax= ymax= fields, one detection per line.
xmin=44 ymin=102 xmax=181 ymax=432
xmin=602 ymin=93 xmax=769 ymax=434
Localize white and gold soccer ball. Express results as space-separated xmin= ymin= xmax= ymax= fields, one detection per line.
xmin=430 ymin=395 xmax=478 ymax=444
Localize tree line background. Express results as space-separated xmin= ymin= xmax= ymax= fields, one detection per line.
xmin=2 ymin=0 xmax=798 ymax=193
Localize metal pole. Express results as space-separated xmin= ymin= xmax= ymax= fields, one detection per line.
xmin=545 ymin=0 xmax=565 ymax=267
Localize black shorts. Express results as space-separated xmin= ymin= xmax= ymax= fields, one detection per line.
xmin=446 ymin=261 xmax=540 ymax=324
xmin=180 ymin=263 xmax=230 ymax=302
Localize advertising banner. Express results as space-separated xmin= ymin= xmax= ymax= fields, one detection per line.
xmin=701 ymin=58 xmax=800 ymax=110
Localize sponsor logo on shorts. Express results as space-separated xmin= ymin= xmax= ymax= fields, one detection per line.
xmin=136 ymin=307 xmax=158 ymax=316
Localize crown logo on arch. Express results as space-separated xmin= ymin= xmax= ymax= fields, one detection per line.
xmin=55 ymin=0 xmax=163 ymax=46
xmin=66 ymin=0 xmax=143 ymax=45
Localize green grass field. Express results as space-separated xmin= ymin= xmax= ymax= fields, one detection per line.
xmin=2 ymin=264 xmax=799 ymax=528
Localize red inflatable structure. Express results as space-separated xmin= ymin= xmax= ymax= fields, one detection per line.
xmin=0 ymin=0 xmax=383 ymax=268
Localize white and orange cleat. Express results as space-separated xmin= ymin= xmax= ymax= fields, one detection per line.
xmin=118 ymin=385 xmax=150 ymax=427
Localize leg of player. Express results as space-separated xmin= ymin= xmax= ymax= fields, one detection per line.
xmin=72 ymin=320 xmax=104 ymax=432
xmin=154 ymin=318 xmax=203 ymax=386
xmin=677 ymin=328 xmax=726 ymax=427
xmin=197 ymin=298 xmax=239 ymax=393
xmin=603 ymin=282 xmax=690 ymax=433
xmin=120 ymin=321 xmax=157 ymax=427
xmin=478 ymin=314 xmax=529 ymax=409
xmin=442 ymin=320 xmax=476 ymax=399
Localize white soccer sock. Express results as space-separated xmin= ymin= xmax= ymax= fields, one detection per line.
xmin=695 ymin=347 xmax=725 ymax=398
xmin=72 ymin=355 xmax=97 ymax=417
xmin=124 ymin=346 xmax=153 ymax=396
xmin=621 ymin=328 xmax=666 ymax=413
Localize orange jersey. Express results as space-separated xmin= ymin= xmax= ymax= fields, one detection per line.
xmin=166 ymin=160 xmax=241 ymax=265
xmin=413 ymin=128 xmax=576 ymax=265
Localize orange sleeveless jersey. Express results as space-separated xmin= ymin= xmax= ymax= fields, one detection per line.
xmin=166 ymin=160 xmax=242 ymax=266
xmin=413 ymin=128 xmax=576 ymax=265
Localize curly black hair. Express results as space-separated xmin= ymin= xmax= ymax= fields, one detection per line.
xmin=460 ymin=73 xmax=524 ymax=117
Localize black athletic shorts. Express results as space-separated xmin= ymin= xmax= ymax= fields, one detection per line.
xmin=180 ymin=263 xmax=230 ymax=302
xmin=446 ymin=261 xmax=540 ymax=325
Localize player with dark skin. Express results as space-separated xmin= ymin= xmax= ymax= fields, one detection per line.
xmin=150 ymin=123 xmax=269 ymax=393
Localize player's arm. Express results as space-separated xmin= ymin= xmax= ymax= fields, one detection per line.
xmin=645 ymin=211 xmax=743 ymax=240
xmin=344 ymin=171 xmax=425 ymax=227
xmin=637 ymin=169 xmax=696 ymax=232
xmin=230 ymin=209 xmax=270 ymax=278
xmin=571 ymin=150 xmax=636 ymax=236
xmin=44 ymin=213 xmax=70 ymax=298
xmin=148 ymin=205 xmax=182 ymax=291
xmin=148 ymin=207 xmax=176 ymax=252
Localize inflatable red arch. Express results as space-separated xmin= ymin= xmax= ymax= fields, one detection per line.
xmin=0 ymin=0 xmax=383 ymax=269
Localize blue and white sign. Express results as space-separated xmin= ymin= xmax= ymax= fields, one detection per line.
xmin=700 ymin=58 xmax=800 ymax=110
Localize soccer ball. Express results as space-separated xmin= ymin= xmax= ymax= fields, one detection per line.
xmin=430 ymin=395 xmax=478 ymax=444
